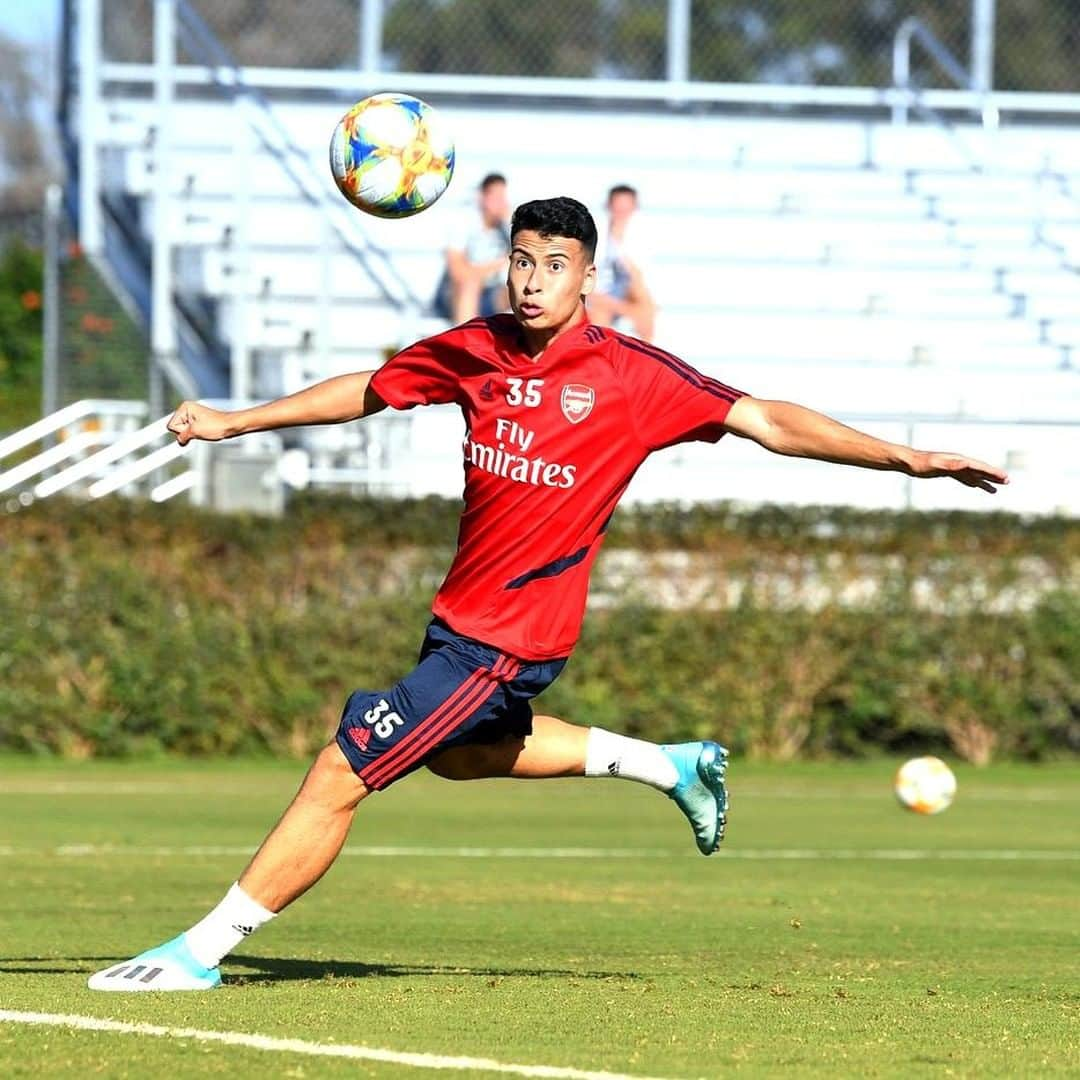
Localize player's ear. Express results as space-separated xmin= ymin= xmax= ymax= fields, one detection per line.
xmin=580 ymin=260 xmax=597 ymax=298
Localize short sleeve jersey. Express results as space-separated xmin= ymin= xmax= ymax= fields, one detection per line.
xmin=370 ymin=315 xmax=746 ymax=661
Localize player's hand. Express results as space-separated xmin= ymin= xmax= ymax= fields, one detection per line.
xmin=909 ymin=451 xmax=1010 ymax=493
xmin=167 ymin=401 xmax=231 ymax=446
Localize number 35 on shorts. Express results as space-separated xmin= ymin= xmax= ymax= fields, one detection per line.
xmin=364 ymin=698 xmax=404 ymax=739
xmin=506 ymin=377 xmax=543 ymax=407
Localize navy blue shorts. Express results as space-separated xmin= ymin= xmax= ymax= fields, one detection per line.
xmin=335 ymin=619 xmax=566 ymax=791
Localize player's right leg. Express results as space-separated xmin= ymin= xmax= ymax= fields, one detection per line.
xmin=88 ymin=619 xmax=525 ymax=992
xmin=88 ymin=740 xmax=368 ymax=991
xmin=429 ymin=715 xmax=728 ymax=855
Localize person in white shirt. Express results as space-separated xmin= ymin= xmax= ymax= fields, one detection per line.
xmin=435 ymin=173 xmax=512 ymax=323
xmin=589 ymin=184 xmax=656 ymax=341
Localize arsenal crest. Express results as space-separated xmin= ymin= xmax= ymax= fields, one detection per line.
xmin=560 ymin=384 xmax=595 ymax=424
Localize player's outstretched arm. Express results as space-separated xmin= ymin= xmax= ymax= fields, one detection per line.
xmin=167 ymin=371 xmax=386 ymax=446
xmin=722 ymin=397 xmax=1009 ymax=494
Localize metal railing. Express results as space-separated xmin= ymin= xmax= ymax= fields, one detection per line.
xmin=1 ymin=399 xmax=415 ymax=511
xmin=892 ymin=17 xmax=999 ymax=130
xmin=0 ymin=401 xmax=198 ymax=507
xmin=64 ymin=0 xmax=428 ymax=412
xmin=6 ymin=400 xmax=1075 ymax=515
xmin=33 ymin=416 xmax=181 ymax=500
xmin=96 ymin=60 xmax=1080 ymax=123
xmin=0 ymin=400 xmax=149 ymax=501
xmin=174 ymin=0 xmax=422 ymax=315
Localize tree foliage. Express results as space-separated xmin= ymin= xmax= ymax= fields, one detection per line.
xmin=381 ymin=0 xmax=1056 ymax=89
xmin=2 ymin=495 xmax=1076 ymax=763
xmin=101 ymin=0 xmax=1080 ymax=91
xmin=0 ymin=240 xmax=43 ymax=431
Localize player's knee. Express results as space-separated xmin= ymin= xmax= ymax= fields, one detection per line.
xmin=301 ymin=741 xmax=369 ymax=811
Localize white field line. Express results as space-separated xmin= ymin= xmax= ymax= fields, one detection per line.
xmin=2 ymin=781 xmax=1077 ymax=802
xmin=0 ymin=844 xmax=1077 ymax=861
xmin=0 ymin=1010 xmax=676 ymax=1080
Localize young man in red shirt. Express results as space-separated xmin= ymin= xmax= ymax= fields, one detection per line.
xmin=90 ymin=197 xmax=1007 ymax=991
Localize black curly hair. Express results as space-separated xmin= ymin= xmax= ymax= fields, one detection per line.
xmin=510 ymin=196 xmax=598 ymax=261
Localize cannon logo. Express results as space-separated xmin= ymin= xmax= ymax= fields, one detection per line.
xmin=560 ymin=384 xmax=595 ymax=424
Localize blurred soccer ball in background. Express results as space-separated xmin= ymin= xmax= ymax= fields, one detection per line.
xmin=329 ymin=93 xmax=455 ymax=219
xmin=894 ymin=756 xmax=957 ymax=815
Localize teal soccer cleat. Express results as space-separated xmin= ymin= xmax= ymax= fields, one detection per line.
xmin=663 ymin=741 xmax=729 ymax=855
xmin=87 ymin=934 xmax=222 ymax=992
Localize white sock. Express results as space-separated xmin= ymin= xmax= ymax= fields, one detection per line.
xmin=584 ymin=728 xmax=679 ymax=792
xmin=183 ymin=882 xmax=276 ymax=969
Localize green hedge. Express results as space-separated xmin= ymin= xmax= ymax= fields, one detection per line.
xmin=0 ymin=240 xmax=44 ymax=433
xmin=1 ymin=495 xmax=1076 ymax=763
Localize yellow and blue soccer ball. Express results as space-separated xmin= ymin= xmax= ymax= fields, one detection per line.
xmin=329 ymin=93 xmax=454 ymax=219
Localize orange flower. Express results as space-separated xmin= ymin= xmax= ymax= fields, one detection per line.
xmin=79 ymin=313 xmax=114 ymax=334
xmin=20 ymin=290 xmax=41 ymax=311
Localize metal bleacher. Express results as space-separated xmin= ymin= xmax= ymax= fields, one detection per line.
xmin=40 ymin=3 xmax=1080 ymax=515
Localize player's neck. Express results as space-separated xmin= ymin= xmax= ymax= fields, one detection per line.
xmin=519 ymin=308 xmax=588 ymax=359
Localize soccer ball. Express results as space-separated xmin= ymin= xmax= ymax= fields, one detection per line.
xmin=329 ymin=93 xmax=455 ymax=219
xmin=893 ymin=756 xmax=957 ymax=815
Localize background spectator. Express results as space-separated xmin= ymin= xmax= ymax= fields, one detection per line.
xmin=434 ymin=172 xmax=511 ymax=323
xmin=589 ymin=184 xmax=656 ymax=341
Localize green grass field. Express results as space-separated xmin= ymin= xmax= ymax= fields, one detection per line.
xmin=1 ymin=758 xmax=1077 ymax=1078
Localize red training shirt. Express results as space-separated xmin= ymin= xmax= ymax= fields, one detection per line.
xmin=369 ymin=314 xmax=746 ymax=661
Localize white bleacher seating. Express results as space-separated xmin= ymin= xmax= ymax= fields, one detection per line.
xmin=93 ymin=99 xmax=1080 ymax=512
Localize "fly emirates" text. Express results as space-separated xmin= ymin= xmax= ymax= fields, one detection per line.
xmin=462 ymin=418 xmax=577 ymax=489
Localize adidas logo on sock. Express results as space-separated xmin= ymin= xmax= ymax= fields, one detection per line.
xmin=607 ymin=760 xmax=620 ymax=777
xmin=232 ymin=923 xmax=255 ymax=936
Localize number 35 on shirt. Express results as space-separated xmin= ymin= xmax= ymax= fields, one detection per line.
xmin=506 ymin=378 xmax=544 ymax=408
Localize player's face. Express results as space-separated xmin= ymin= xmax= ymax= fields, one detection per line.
xmin=507 ymin=231 xmax=596 ymax=334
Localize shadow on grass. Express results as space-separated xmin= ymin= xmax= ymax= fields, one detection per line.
xmin=235 ymin=955 xmax=643 ymax=982
xmin=1 ymin=956 xmax=642 ymax=982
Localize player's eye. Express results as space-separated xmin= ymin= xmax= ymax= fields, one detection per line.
xmin=549 ymin=261 xmax=564 ymax=272
xmin=514 ymin=257 xmax=531 ymax=270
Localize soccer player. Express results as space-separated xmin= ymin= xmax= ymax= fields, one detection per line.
xmin=89 ymin=196 xmax=1008 ymax=991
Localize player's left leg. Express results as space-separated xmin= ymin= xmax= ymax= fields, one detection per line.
xmin=428 ymin=715 xmax=728 ymax=855
xmin=429 ymin=714 xmax=586 ymax=778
